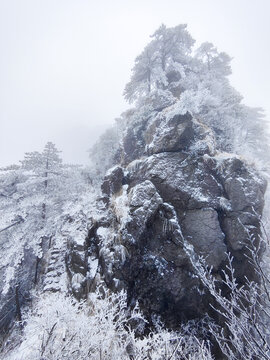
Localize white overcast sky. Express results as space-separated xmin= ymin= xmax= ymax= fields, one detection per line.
xmin=0 ymin=0 xmax=269 ymax=166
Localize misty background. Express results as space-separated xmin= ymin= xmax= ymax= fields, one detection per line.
xmin=0 ymin=0 xmax=269 ymax=167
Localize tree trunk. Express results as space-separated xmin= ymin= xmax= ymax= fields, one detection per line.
xmin=15 ymin=285 xmax=22 ymax=325
xmin=42 ymin=203 xmax=46 ymax=220
xmin=0 ymin=220 xmax=22 ymax=233
xmin=42 ymin=158 xmax=49 ymax=220
xmin=147 ymin=68 xmax=151 ymax=93
xmin=34 ymin=256 xmax=41 ymax=284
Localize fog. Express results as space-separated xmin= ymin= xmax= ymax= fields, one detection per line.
xmin=0 ymin=0 xmax=269 ymax=166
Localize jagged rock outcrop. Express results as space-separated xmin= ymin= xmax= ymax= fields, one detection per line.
xmin=0 ymin=108 xmax=267 ymax=340
xmin=101 ymin=166 xmax=125 ymax=197
xmin=121 ymin=112 xmax=215 ymax=165
xmin=92 ymin=110 xmax=267 ymax=327
xmin=0 ymin=247 xmax=37 ymax=336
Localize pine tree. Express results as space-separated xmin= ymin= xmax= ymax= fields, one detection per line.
xmin=124 ymin=24 xmax=194 ymax=103
xmin=20 ymin=142 xmax=62 ymax=219
xmin=195 ymin=42 xmax=232 ymax=76
xmin=123 ymin=24 xmax=270 ymax=163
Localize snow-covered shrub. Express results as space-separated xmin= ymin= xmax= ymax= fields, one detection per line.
xmin=2 ymin=286 xmax=214 ymax=360
xmin=186 ymin=228 xmax=270 ymax=360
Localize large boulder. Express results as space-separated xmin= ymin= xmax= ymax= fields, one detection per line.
xmin=101 ymin=166 xmax=124 ymax=197
xmin=121 ymin=111 xmax=216 ymax=165
xmin=93 ymin=110 xmax=267 ymax=327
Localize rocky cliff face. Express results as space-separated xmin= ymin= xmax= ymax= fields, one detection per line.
xmin=89 ymin=109 xmax=267 ymax=327
xmin=0 ymin=109 xmax=267 ymax=340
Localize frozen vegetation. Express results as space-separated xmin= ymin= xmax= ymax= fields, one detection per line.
xmin=1 ymin=24 xmax=270 ymax=359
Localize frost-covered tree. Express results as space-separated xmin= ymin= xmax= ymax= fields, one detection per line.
xmin=124 ymin=24 xmax=194 ymax=103
xmin=122 ymin=24 xmax=270 ymax=164
xmin=0 ymin=143 xmax=91 ymax=302
xmin=20 ymin=142 xmax=62 ymax=219
xmin=89 ymin=124 xmax=121 ymax=179
xmin=151 ymin=23 xmax=194 ymax=81
xmin=21 ymin=142 xmax=62 ymax=181
xmin=195 ymin=42 xmax=232 ymax=76
xmin=124 ymin=41 xmax=160 ymax=103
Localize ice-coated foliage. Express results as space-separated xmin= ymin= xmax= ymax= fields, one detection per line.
xmin=0 ymin=144 xmax=94 ymax=296
xmin=2 ymin=288 xmax=213 ymax=360
xmin=124 ymin=24 xmax=195 ymax=103
xmin=89 ymin=124 xmax=121 ymax=179
xmin=182 ymin=224 xmax=270 ymax=360
xmin=20 ymin=142 xmax=62 ymax=174
xmin=91 ymin=24 xmax=269 ymax=176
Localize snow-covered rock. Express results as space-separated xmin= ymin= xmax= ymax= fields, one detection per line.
xmin=94 ymin=111 xmax=267 ymax=327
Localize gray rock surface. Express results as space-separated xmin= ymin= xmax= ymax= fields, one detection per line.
xmin=182 ymin=208 xmax=226 ymax=269
xmin=101 ymin=166 xmax=124 ymax=197
xmin=0 ymin=246 xmax=37 ymax=336
xmin=97 ymin=111 xmax=267 ymax=326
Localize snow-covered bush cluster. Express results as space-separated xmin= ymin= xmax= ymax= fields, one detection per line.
xmin=184 ymin=232 xmax=270 ymax=360
xmin=2 ymin=288 xmax=214 ymax=360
